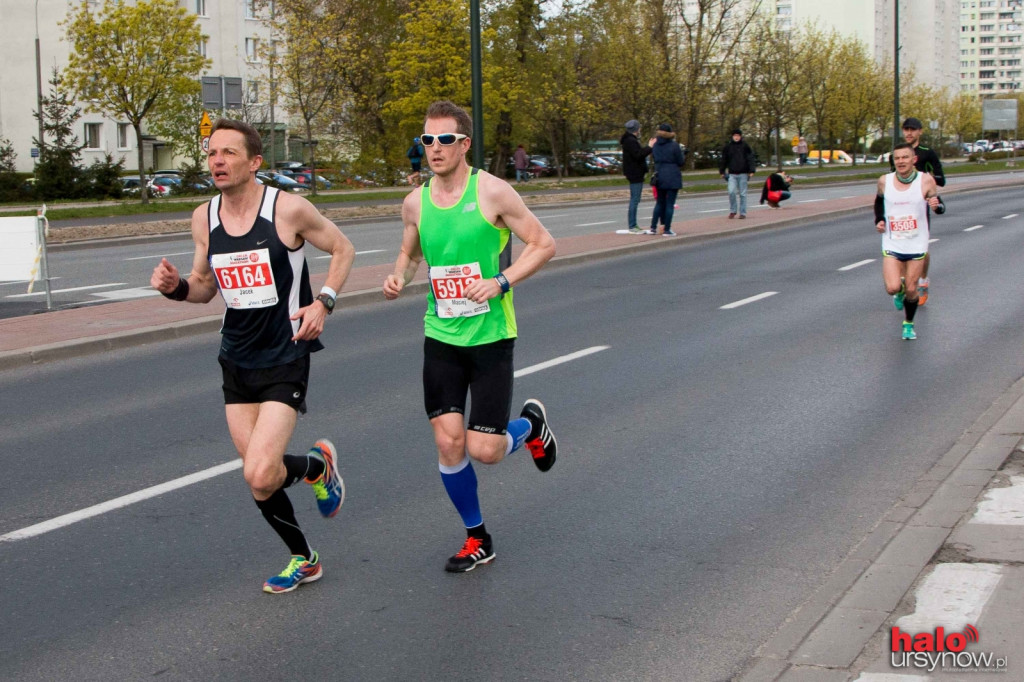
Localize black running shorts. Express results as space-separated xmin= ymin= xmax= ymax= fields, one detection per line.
xmin=423 ymin=337 xmax=515 ymax=435
xmin=219 ymin=354 xmax=310 ymax=413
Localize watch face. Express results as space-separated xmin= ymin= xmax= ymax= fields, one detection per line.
xmin=318 ymin=294 xmax=334 ymax=311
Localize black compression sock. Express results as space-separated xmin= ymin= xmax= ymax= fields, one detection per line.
xmin=467 ymin=523 xmax=489 ymax=541
xmin=904 ymin=297 xmax=918 ymax=322
xmin=282 ymin=452 xmax=326 ymax=488
xmin=254 ymin=489 xmax=311 ymax=559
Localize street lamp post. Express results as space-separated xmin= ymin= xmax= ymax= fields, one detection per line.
xmin=469 ymin=0 xmax=484 ymax=170
xmin=893 ymin=0 xmax=900 ymax=148
xmin=35 ymin=0 xmax=46 ymax=158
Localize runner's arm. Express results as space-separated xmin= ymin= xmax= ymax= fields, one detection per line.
xmin=464 ymin=173 xmax=555 ymax=304
xmin=875 ymin=176 xmax=886 ymax=233
xmin=383 ymin=192 xmax=424 ymax=299
xmin=283 ymin=195 xmax=355 ymax=340
xmin=150 ymin=204 xmax=218 ymax=303
xmin=922 ymin=175 xmax=944 ymax=213
xmin=924 ymin=149 xmax=946 ymax=187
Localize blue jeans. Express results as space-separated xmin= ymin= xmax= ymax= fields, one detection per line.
xmin=516 ymin=169 xmax=530 ymax=182
xmin=651 ymin=188 xmax=678 ymax=231
xmin=727 ymin=174 xmax=748 ymax=215
xmin=628 ymin=182 xmax=644 ymax=228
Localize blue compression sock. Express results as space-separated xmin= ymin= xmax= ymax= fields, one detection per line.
xmin=505 ymin=417 xmax=532 ymax=456
xmin=439 ymin=457 xmax=482 ymax=528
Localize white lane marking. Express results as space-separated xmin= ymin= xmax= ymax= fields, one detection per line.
xmin=928 ymin=238 xmax=939 ymax=243
xmin=720 ymin=291 xmax=778 ymax=309
xmin=514 ymin=345 xmax=609 ymax=378
xmin=124 ymin=251 xmax=194 ymax=262
xmin=840 ymin=195 xmax=857 ymax=199
xmin=0 ymin=460 xmax=242 ymax=543
xmin=1002 ymin=213 xmax=1018 ymax=219
xmin=964 ymin=224 xmax=984 ymax=232
xmin=576 ymin=220 xmax=616 ymax=227
xmin=839 ymin=259 xmax=874 ymax=271
xmin=7 ymin=283 xmax=126 ymax=298
xmin=536 ymin=213 xmax=571 ymax=219
xmin=698 ymin=209 xmax=722 ymax=213
xmin=315 ymin=249 xmax=384 ymax=260
xmin=895 ymin=563 xmax=1002 ymax=632
xmin=852 ymin=673 xmax=929 ymax=682
xmin=799 ymin=198 xmax=825 ymax=203
xmin=0 ymin=277 xmax=62 ymax=287
xmin=0 ymin=346 xmax=608 ymax=543
xmin=91 ymin=287 xmax=162 ymax=300
xmin=969 ymin=474 xmax=1024 ymax=525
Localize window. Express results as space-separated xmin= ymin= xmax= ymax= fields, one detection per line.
xmin=117 ymin=123 xmax=130 ymax=149
xmin=246 ymin=80 xmax=260 ymax=104
xmin=195 ymin=0 xmax=206 ymax=16
xmin=84 ymin=123 xmax=101 ymax=149
xmin=245 ymin=37 xmax=260 ymax=62
xmin=245 ymin=0 xmax=257 ymax=19
xmin=198 ymin=38 xmax=207 ymax=57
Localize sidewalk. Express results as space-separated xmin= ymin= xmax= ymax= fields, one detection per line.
xmin=3 ymin=174 xmax=1024 ymax=680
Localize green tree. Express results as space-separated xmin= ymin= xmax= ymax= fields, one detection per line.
xmin=944 ymin=92 xmax=981 ymax=148
xmin=833 ymin=40 xmax=885 ymax=165
xmin=272 ymin=0 xmax=348 ymax=195
xmin=148 ymin=90 xmax=207 ymax=171
xmin=63 ymin=0 xmax=210 ymax=203
xmin=34 ymin=67 xmax=85 ymax=200
xmin=0 ymin=137 xmax=16 ymax=173
xmin=748 ymin=18 xmax=806 ymax=169
xmin=798 ymin=24 xmax=845 ymax=166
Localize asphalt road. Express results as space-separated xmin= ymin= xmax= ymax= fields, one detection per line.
xmin=2 ymin=186 xmax=1024 ymax=680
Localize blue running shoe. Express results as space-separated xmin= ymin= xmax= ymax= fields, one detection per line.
xmin=308 ymin=439 xmax=344 ymax=518
xmin=263 ymin=552 xmax=322 ymax=594
xmin=902 ymin=321 xmax=917 ymax=341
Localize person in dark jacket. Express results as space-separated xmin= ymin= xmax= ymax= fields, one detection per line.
xmin=620 ymin=120 xmax=656 ymax=233
xmin=718 ymin=128 xmax=757 ymax=219
xmin=648 ymin=123 xmax=686 ymax=236
xmin=759 ymin=171 xmax=792 ymax=208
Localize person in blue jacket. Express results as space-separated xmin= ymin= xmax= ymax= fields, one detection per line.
xmin=648 ymin=123 xmax=686 ymax=235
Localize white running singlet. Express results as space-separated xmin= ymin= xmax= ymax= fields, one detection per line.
xmin=881 ymin=172 xmax=929 ymax=255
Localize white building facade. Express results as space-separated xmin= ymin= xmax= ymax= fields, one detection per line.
xmin=959 ymin=0 xmax=1024 ymax=96
xmin=0 ymin=0 xmax=273 ymax=173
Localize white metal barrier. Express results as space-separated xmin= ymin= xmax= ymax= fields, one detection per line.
xmin=0 ymin=207 xmax=52 ymax=309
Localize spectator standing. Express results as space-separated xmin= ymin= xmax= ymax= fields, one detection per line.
xmin=648 ymin=123 xmax=686 ymax=236
xmin=407 ymin=137 xmax=425 ymax=186
xmin=760 ymin=171 xmax=793 ymax=208
xmin=719 ymin=128 xmax=757 ymax=219
xmin=620 ymin=120 xmax=655 ymax=234
xmin=796 ymin=136 xmax=808 ymax=165
xmin=513 ymin=144 xmax=530 ymax=183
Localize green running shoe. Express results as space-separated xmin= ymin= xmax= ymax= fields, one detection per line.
xmin=893 ymin=290 xmax=905 ymax=311
xmin=902 ymin=321 xmax=917 ymax=341
xmin=308 ymin=439 xmax=344 ymax=518
xmin=263 ymin=552 xmax=322 ymax=594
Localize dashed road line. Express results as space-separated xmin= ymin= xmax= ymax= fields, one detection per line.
xmin=1002 ymin=214 xmax=1018 ymax=220
xmin=720 ymin=291 xmax=778 ymax=309
xmin=964 ymin=225 xmax=984 ymax=232
xmin=124 ymin=251 xmax=194 ymax=261
xmin=576 ymin=220 xmax=616 ymax=227
xmin=7 ymin=282 xmax=126 ymax=299
xmin=839 ymin=259 xmax=874 ymax=271
xmin=315 ymin=249 xmax=384 ymax=260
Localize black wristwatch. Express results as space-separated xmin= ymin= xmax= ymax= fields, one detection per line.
xmin=316 ymin=292 xmax=335 ymax=314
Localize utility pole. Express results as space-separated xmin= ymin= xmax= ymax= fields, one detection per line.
xmin=470 ymin=0 xmax=484 ymax=169
xmin=893 ymin=0 xmax=901 ymax=147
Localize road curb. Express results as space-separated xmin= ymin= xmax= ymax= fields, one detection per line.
xmin=735 ymin=375 xmax=1024 ymax=681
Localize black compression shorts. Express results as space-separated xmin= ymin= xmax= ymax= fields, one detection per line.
xmin=422 ymin=337 xmax=514 ymax=435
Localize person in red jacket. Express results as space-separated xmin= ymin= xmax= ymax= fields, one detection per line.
xmin=760 ymin=171 xmax=792 ymax=208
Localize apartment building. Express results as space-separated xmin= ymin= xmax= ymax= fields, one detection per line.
xmin=0 ymin=0 xmax=273 ymax=173
xmin=959 ymin=0 xmax=1024 ymax=96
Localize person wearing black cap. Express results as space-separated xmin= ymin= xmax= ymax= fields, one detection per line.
xmin=648 ymin=123 xmax=686 ymax=235
xmin=719 ymin=129 xmax=757 ymax=219
xmin=890 ymin=117 xmax=945 ymax=305
xmin=620 ymin=120 xmax=656 ymax=233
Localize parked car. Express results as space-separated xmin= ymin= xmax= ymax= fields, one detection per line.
xmin=120 ymin=175 xmax=143 ymax=195
xmin=974 ymin=139 xmax=991 ymax=152
xmin=256 ymin=171 xmax=308 ymax=192
xmin=960 ymin=143 xmax=976 ymax=155
xmin=291 ymin=172 xmax=333 ymax=190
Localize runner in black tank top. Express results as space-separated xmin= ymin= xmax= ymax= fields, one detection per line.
xmin=151 ymin=119 xmax=355 ymax=593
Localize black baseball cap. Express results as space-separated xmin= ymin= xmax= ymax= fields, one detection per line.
xmin=902 ymin=117 xmax=923 ymax=130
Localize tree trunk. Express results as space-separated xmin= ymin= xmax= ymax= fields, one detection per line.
xmin=134 ymin=122 xmax=149 ymax=204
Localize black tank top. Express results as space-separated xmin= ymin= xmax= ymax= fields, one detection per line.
xmin=207 ymin=187 xmax=323 ymax=368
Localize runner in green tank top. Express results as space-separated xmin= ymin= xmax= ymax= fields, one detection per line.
xmin=383 ymin=100 xmax=561 ymax=573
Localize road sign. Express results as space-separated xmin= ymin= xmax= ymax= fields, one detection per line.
xmin=30 ymin=147 xmax=39 ymax=158
xmin=201 ymin=136 xmax=210 ymax=153
xmin=199 ymin=110 xmax=213 ymax=138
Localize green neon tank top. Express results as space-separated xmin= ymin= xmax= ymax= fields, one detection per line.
xmin=419 ymin=169 xmax=517 ymax=346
